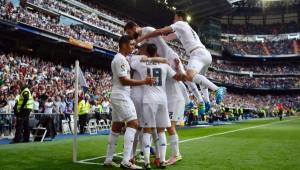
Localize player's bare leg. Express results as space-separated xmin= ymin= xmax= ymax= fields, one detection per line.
xmin=185 ymin=69 xmax=226 ymax=105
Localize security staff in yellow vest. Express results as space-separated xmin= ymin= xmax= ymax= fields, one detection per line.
xmin=78 ymin=95 xmax=90 ymax=134
xmin=13 ymin=84 xmax=33 ymax=143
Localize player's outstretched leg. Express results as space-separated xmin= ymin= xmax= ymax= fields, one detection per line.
xmin=200 ymin=85 xmax=211 ymax=112
xmin=215 ymin=87 xmax=227 ymax=105
xmin=191 ymin=74 xmax=226 ymax=105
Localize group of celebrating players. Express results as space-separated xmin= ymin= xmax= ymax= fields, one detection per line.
xmin=103 ymin=10 xmax=226 ymax=169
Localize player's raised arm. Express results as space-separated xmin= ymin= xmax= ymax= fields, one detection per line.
xmin=136 ymin=26 xmax=173 ymax=44
xmin=162 ymin=33 xmax=177 ymax=42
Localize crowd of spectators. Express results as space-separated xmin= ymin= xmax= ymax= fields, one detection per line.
xmin=222 ymin=39 xmax=299 ymax=55
xmin=76 ymin=0 xmax=133 ymax=24
xmin=28 ymin=0 xmax=123 ymax=34
xmin=222 ymin=93 xmax=298 ymax=110
xmin=0 ymin=51 xmax=299 ymax=136
xmin=222 ymin=22 xmax=299 ymax=35
xmin=1 ymin=51 xmax=299 ymax=115
xmin=211 ymin=60 xmax=300 ymax=75
xmin=0 ymin=2 xmax=188 ymax=59
xmin=27 ymin=0 xmax=188 ymax=57
xmin=0 ymin=52 xmax=112 ymax=116
xmin=206 ymin=71 xmax=300 ymax=89
xmin=0 ymin=6 xmax=119 ymax=51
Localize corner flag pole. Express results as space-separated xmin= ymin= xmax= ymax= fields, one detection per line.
xmin=73 ymin=60 xmax=79 ymax=162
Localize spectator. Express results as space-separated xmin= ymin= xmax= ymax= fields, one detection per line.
xmin=101 ymin=97 xmax=110 ymax=115
xmin=33 ymin=96 xmax=40 ymax=113
xmin=13 ymin=82 xmax=33 ymax=143
xmin=44 ymin=98 xmax=54 ymax=114
xmin=0 ymin=94 xmax=7 ymax=109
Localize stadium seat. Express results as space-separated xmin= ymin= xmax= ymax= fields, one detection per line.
xmin=97 ymin=119 xmax=109 ymax=130
xmin=61 ymin=120 xmax=72 ymax=135
xmin=84 ymin=119 xmax=98 ymax=135
xmin=32 ymin=127 xmax=47 ymax=142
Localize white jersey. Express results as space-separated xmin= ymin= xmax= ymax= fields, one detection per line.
xmin=142 ymin=27 xmax=185 ymax=103
xmin=131 ymin=60 xmax=176 ymax=104
xmin=129 ymin=55 xmax=144 ymax=100
xmin=170 ymin=21 xmax=206 ymax=54
xmin=111 ymin=53 xmax=131 ymax=99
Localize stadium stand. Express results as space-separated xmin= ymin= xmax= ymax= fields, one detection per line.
xmin=223 ymin=39 xmax=299 ymax=56
xmin=207 ymin=71 xmax=300 ymax=89
xmin=0 ymin=51 xmax=299 ymax=116
xmin=211 ymin=60 xmax=300 ymax=75
xmin=222 ymin=22 xmax=299 ymax=35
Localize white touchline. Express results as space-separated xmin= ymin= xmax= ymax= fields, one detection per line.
xmin=77 ymin=118 xmax=298 ymax=164
xmin=179 ymin=118 xmax=296 ymax=143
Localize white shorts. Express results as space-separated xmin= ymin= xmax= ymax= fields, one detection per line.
xmin=111 ymin=98 xmax=137 ymax=122
xmin=187 ymin=48 xmax=212 ymax=74
xmin=141 ymin=103 xmax=171 ymax=128
xmin=168 ymin=100 xmax=185 ymax=122
xmin=132 ymin=97 xmax=143 ymax=122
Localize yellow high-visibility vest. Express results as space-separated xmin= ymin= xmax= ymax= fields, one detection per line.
xmin=85 ymin=101 xmax=91 ymax=113
xmin=17 ymin=88 xmax=33 ymax=112
xmin=78 ymin=100 xmax=88 ymax=115
xmin=98 ymin=104 xmax=104 ymax=113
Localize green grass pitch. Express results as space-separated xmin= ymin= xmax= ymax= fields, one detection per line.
xmin=0 ymin=117 xmax=300 ymax=170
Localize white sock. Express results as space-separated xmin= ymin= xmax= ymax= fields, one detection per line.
xmin=123 ymin=127 xmax=136 ymax=163
xmin=131 ymin=129 xmax=140 ymax=159
xmin=158 ymin=132 xmax=167 ymax=162
xmin=105 ymin=131 xmax=119 ymax=162
xmin=139 ymin=130 xmax=143 ymax=152
xmin=170 ymin=134 xmax=179 ymax=157
xmin=143 ymin=133 xmax=151 ymax=164
xmin=152 ymin=129 xmax=160 ymax=159
xmin=200 ymin=85 xmax=210 ymax=103
xmin=193 ymin=74 xmax=218 ymax=91
xmin=186 ymin=81 xmax=203 ymax=103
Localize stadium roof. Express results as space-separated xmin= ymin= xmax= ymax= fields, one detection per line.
xmin=89 ymin=0 xmax=236 ymax=25
xmin=168 ymin=0 xmax=235 ymax=21
xmin=229 ymin=0 xmax=300 ymax=15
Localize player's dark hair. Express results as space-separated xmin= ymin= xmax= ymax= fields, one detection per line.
xmin=118 ymin=35 xmax=133 ymax=48
xmin=124 ymin=21 xmax=138 ymax=32
xmin=146 ymin=43 xmax=157 ymax=57
xmin=175 ymin=10 xmax=187 ymax=21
